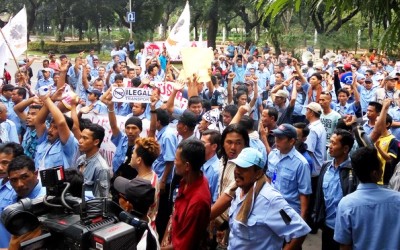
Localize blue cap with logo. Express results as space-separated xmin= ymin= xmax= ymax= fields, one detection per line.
xmin=271 ymin=123 xmax=297 ymax=139
xmin=228 ymin=147 xmax=265 ymax=169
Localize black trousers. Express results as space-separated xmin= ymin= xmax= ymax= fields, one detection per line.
xmin=322 ymin=225 xmax=340 ymax=250
xmin=155 ymin=183 xmax=172 ymax=242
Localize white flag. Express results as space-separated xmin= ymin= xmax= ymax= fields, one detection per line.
xmin=165 ymin=1 xmax=190 ymax=60
xmin=0 ymin=7 xmax=28 ymax=59
xmin=0 ymin=42 xmax=6 ymax=78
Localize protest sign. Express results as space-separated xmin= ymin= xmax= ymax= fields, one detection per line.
xmin=111 ymin=87 xmax=151 ymax=103
xmin=181 ymin=47 xmax=213 ymax=82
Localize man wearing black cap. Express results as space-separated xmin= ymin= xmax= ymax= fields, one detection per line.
xmin=175 ymin=110 xmax=197 ymax=140
xmin=114 ymin=177 xmax=159 ymax=249
xmin=267 ymin=123 xmax=311 ymax=219
xmin=357 ymin=77 xmax=378 ymax=115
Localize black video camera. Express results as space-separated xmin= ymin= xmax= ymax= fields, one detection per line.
xmin=1 ymin=167 xmax=150 ymax=250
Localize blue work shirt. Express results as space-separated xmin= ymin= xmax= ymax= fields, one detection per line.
xmin=114 ymin=102 xmax=132 ymax=116
xmin=267 ymin=147 xmax=312 ymax=214
xmin=359 ymin=85 xmax=377 ymax=113
xmin=111 ymin=131 xmax=129 ymax=173
xmin=0 ymin=180 xmax=15 ymax=248
xmin=335 ymin=102 xmax=360 ymax=117
xmin=35 ymin=130 xmax=79 ymax=170
xmin=389 ymin=107 xmax=400 ymax=140
xmin=152 ymin=125 xmax=177 ymax=184
xmin=322 ymin=158 xmax=351 ymax=229
xmin=306 ymin=120 xmax=327 ymax=176
xmin=293 ymin=84 xmax=309 ymax=116
xmin=201 ymin=154 xmax=219 ymax=203
xmin=0 ymin=119 xmax=19 ymax=143
xmin=334 ymin=183 xmax=400 ymax=249
xmin=67 ymin=65 xmax=82 ymax=91
xmin=228 ymin=182 xmax=311 ymax=250
xmin=91 ymin=101 xmax=108 ymax=115
xmin=232 ymin=64 xmax=246 ymax=84
xmin=249 ymin=135 xmax=268 ymax=170
xmin=0 ymin=96 xmax=14 ymax=118
xmin=35 ymin=78 xmax=54 ymax=90
xmin=362 ymin=122 xmax=374 ymax=136
xmin=37 ymin=68 xmax=54 ymax=80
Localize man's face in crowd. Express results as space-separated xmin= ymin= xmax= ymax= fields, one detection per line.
xmin=189 ymin=103 xmax=202 ymax=117
xmin=11 ymin=90 xmax=23 ymax=103
xmin=274 ymin=136 xmax=295 ymax=154
xmin=366 ymin=105 xmax=379 ymax=122
xmin=115 ymin=64 xmax=122 ymax=73
xmin=125 ymin=124 xmax=141 ymax=144
xmin=2 ymin=90 xmax=13 ymax=100
xmin=9 ymin=167 xmax=38 ymax=198
xmin=236 ymin=59 xmax=242 ymax=67
xmin=93 ymin=80 xmax=104 ymax=91
xmin=237 ymin=94 xmax=248 ymax=106
xmin=386 ymin=79 xmax=397 ymax=91
xmin=129 ymin=146 xmax=140 ymax=169
xmin=309 ymin=76 xmax=320 ymax=87
xmin=174 ymin=148 xmax=187 ymax=176
xmin=328 ymin=134 xmax=347 ymax=158
xmin=47 ymin=121 xmax=60 ymax=143
xmin=98 ymin=67 xmax=105 ymax=77
xmin=26 ymin=108 xmax=39 ymax=127
xmin=43 ymin=70 xmax=51 ymax=79
xmin=201 ymin=134 xmax=215 ymax=157
xmin=0 ymin=153 xmax=13 ymax=179
xmin=115 ymin=79 xmax=124 ymax=87
xmin=273 ymin=96 xmax=285 ymax=107
xmin=338 ymin=92 xmax=349 ymax=105
xmin=128 ymin=70 xmax=136 ymax=79
xmin=79 ymin=129 xmax=98 ymax=153
xmin=275 ymin=73 xmax=283 ymax=84
xmin=222 ymin=111 xmax=233 ymax=126
xmin=135 ymin=67 xmax=141 ymax=76
xmin=223 ymin=132 xmax=245 ymax=160
xmin=234 ymin=165 xmax=261 ymax=191
xmin=93 ymin=60 xmax=99 ymax=68
xmin=121 ymin=67 xmax=128 ymax=77
xmin=198 ymin=119 xmax=209 ymax=133
xmin=151 ymin=66 xmax=158 ymax=76
xmin=318 ymin=94 xmax=331 ymax=109
xmin=132 ymin=103 xmax=145 ymax=116
xmin=87 ymin=92 xmax=98 ymax=103
xmin=43 ymin=61 xmax=49 ymax=68
xmin=261 ymin=110 xmax=274 ymax=127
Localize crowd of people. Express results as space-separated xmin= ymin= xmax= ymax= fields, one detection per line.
xmin=0 ymin=41 xmax=400 ymax=250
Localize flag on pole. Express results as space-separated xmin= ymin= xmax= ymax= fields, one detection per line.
xmin=165 ymin=1 xmax=190 ymax=60
xmin=0 ymin=7 xmax=28 ymax=59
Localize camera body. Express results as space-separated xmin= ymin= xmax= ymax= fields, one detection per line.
xmin=1 ymin=167 xmax=143 ymax=250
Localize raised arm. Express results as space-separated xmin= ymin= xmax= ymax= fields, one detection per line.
xmin=230 ymin=105 xmax=248 ymax=125
xmin=370 ymin=98 xmax=390 ymax=142
xmin=227 ymin=72 xmax=235 ymax=105
xmin=14 ymin=97 xmax=39 ymax=122
xmin=249 ymin=78 xmax=258 ymax=108
xmin=102 ymin=88 xmax=120 ymax=137
xmin=293 ymin=59 xmax=306 ymax=84
xmin=166 ymin=81 xmax=185 ymax=115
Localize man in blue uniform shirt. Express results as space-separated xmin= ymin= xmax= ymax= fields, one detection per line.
xmin=228 ymin=147 xmax=310 ymax=250
xmin=334 ymin=147 xmax=400 ymax=249
xmin=267 ymin=123 xmax=312 ymax=219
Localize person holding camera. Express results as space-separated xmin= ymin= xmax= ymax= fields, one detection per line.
xmin=114 ymin=177 xmax=160 ymax=250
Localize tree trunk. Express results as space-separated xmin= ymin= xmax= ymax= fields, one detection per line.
xmin=207 ymin=0 xmax=219 ymax=49
xmin=193 ymin=18 xmax=198 ymax=41
xmin=78 ymin=27 xmax=83 ymax=41
xmin=271 ymin=32 xmax=281 ymax=55
xmin=368 ymin=16 xmax=373 ymax=49
xmin=27 ymin=8 xmax=36 ymax=41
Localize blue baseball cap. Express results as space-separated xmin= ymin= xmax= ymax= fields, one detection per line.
xmin=271 ymin=123 xmax=297 ymax=139
xmin=228 ymin=148 xmax=265 ymax=169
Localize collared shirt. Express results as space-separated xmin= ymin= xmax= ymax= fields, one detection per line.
xmin=172 ymin=175 xmax=211 ymax=249
xmin=22 ymin=127 xmax=38 ymax=159
xmin=389 ymin=107 xmax=400 ymax=140
xmin=0 ymin=119 xmax=19 ymax=143
xmin=91 ymin=100 xmax=108 ymax=115
xmin=334 ymin=183 xmax=400 ymax=249
xmin=35 ymin=78 xmax=55 ymax=90
xmin=232 ymin=64 xmax=246 ymax=84
xmin=0 ymin=179 xmax=15 ymax=248
xmin=228 ymin=182 xmax=311 ymax=250
xmin=306 ymin=120 xmax=327 ymax=176
xmin=323 ymin=158 xmax=351 ymax=229
xmin=362 ymin=122 xmax=374 ymax=136
xmin=35 ymin=130 xmax=79 ymax=170
xmin=151 ymin=125 xmax=177 ymax=183
xmin=76 ymin=152 xmax=110 ymax=198
xmin=201 ymin=154 xmax=220 ymax=203
xmin=67 ymin=65 xmax=82 ymax=92
xmin=267 ymin=147 xmax=312 ymax=214
xmin=114 ymin=102 xmax=132 ymax=116
xmin=335 ymin=102 xmax=359 ymax=117
xmin=359 ymin=85 xmax=377 ymax=113
xmin=111 ymin=131 xmax=129 ymax=173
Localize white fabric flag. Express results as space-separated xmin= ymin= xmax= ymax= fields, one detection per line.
xmin=0 ymin=42 xmax=6 ymax=78
xmin=165 ymin=1 xmax=190 ymax=60
xmin=0 ymin=7 xmax=28 ymax=59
